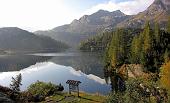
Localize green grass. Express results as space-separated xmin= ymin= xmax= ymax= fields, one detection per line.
xmin=40 ymin=92 xmax=106 ymax=103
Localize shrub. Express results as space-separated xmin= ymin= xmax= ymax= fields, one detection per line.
xmin=27 ymin=81 xmax=64 ymax=97
xmin=160 ymin=61 xmax=170 ymax=102
xmin=105 ymin=78 xmax=157 ymax=103
xmin=160 ymin=61 xmax=170 ymax=92
xmin=105 ymin=92 xmax=127 ymax=103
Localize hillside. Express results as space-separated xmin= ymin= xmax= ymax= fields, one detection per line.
xmin=35 ymin=0 xmax=170 ymax=48
xmin=79 ymin=28 xmax=142 ymax=52
xmin=117 ymin=0 xmax=170 ymax=28
xmin=0 ymin=27 xmax=68 ymax=53
xmin=35 ymin=10 xmax=130 ymax=47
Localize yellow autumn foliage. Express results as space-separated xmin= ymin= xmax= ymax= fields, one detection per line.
xmin=160 ymin=61 xmax=170 ymax=92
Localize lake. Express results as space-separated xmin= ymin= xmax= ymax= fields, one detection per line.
xmin=0 ymin=50 xmax=111 ymax=95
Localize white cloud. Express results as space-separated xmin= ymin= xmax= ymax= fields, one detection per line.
xmin=69 ymin=68 xmax=106 ymax=84
xmin=0 ymin=0 xmax=155 ymax=31
xmin=70 ymin=69 xmax=82 ymax=76
xmin=0 ymin=0 xmax=79 ymax=31
xmin=87 ymin=74 xmax=106 ymax=84
xmin=83 ymin=0 xmax=154 ymax=15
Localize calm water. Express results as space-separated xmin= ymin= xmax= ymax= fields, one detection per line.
xmin=0 ymin=51 xmax=111 ymax=94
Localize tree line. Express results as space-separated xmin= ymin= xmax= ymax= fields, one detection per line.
xmin=105 ymin=19 xmax=170 ymax=72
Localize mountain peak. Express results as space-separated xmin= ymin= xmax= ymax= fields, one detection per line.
xmin=0 ymin=27 xmax=28 ymax=34
xmin=117 ymin=0 xmax=170 ymax=28
xmin=95 ymin=9 xmax=125 ymax=15
xmin=112 ymin=10 xmax=125 ymax=16
xmin=113 ymin=10 xmax=122 ymax=13
xmin=153 ymin=0 xmax=170 ymax=11
xmin=1 ymin=27 xmax=21 ymax=30
xmin=155 ymin=0 xmax=170 ymax=4
xmin=92 ymin=9 xmax=111 ymax=16
xmin=36 ymin=9 xmax=130 ymax=47
xmin=97 ymin=9 xmax=110 ymax=13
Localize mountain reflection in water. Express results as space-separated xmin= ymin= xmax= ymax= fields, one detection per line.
xmin=0 ymin=62 xmax=111 ymax=94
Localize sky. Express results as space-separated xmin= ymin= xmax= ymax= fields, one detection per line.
xmin=0 ymin=0 xmax=154 ymax=31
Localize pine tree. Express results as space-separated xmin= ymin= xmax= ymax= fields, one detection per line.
xmin=153 ymin=22 xmax=161 ymax=69
xmin=140 ymin=22 xmax=151 ymax=67
xmin=119 ymin=29 xmax=126 ymax=63
xmin=160 ymin=61 xmax=170 ymax=93
xmin=131 ymin=35 xmax=141 ymax=63
xmin=168 ymin=16 xmax=170 ymax=33
xmin=10 ymin=73 xmax=22 ymax=92
xmin=141 ymin=21 xmax=155 ymax=71
xmin=143 ymin=21 xmax=153 ymax=53
xmin=109 ymin=30 xmax=118 ymax=68
xmin=107 ymin=29 xmax=127 ymax=68
xmin=154 ymin=22 xmax=160 ymax=43
xmin=164 ymin=49 xmax=169 ymax=63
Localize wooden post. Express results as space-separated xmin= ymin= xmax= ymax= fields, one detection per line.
xmin=77 ymin=85 xmax=79 ymax=97
xmin=69 ymin=84 xmax=71 ymax=95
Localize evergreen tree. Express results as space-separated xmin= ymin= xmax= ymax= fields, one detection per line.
xmin=143 ymin=21 xmax=153 ymax=53
xmin=168 ymin=16 xmax=170 ymax=33
xmin=153 ymin=22 xmax=161 ymax=69
xmin=130 ymin=35 xmax=141 ymax=64
xmin=141 ymin=21 xmax=155 ymax=71
xmin=108 ymin=30 xmax=118 ymax=68
xmin=10 ymin=73 xmax=22 ymax=92
xmin=160 ymin=61 xmax=170 ymax=93
xmin=141 ymin=22 xmax=150 ymax=67
xmin=107 ymin=29 xmax=127 ymax=68
xmin=164 ymin=49 xmax=169 ymax=63
xmin=154 ymin=22 xmax=160 ymax=43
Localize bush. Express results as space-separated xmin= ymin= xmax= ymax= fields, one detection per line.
xmin=27 ymin=81 xmax=64 ymax=97
xmin=160 ymin=61 xmax=170 ymax=102
xmin=160 ymin=61 xmax=170 ymax=92
xmin=105 ymin=92 xmax=127 ymax=103
xmin=105 ymin=78 xmax=158 ymax=103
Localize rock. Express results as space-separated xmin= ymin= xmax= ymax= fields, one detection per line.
xmin=33 ymin=94 xmax=45 ymax=102
xmin=0 ymin=92 xmax=14 ymax=103
xmin=45 ymin=96 xmax=50 ymax=100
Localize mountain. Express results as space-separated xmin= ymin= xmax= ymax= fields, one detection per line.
xmin=64 ymin=10 xmax=128 ymax=33
xmin=0 ymin=27 xmax=68 ymax=53
xmin=117 ymin=0 xmax=170 ymax=28
xmin=35 ymin=0 xmax=170 ymax=47
xmin=35 ymin=10 xmax=130 ymax=47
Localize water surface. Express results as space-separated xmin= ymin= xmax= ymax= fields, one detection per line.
xmin=0 ymin=51 xmax=111 ymax=94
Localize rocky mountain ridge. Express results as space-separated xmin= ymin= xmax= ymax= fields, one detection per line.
xmin=35 ymin=0 xmax=170 ymax=47
xmin=35 ymin=10 xmax=130 ymax=47
xmin=117 ymin=0 xmax=170 ymax=28
xmin=0 ymin=27 xmax=68 ymax=53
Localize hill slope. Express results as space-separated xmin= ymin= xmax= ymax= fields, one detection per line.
xmin=35 ymin=0 xmax=170 ymax=47
xmin=35 ymin=10 xmax=130 ymax=47
xmin=117 ymin=0 xmax=170 ymax=28
xmin=0 ymin=27 xmax=68 ymax=53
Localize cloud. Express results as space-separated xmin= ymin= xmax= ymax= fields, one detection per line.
xmin=0 ymin=0 xmax=155 ymax=31
xmin=69 ymin=68 xmax=106 ymax=84
xmin=0 ymin=0 xmax=79 ymax=31
xmin=87 ymin=74 xmax=106 ymax=84
xmin=83 ymin=0 xmax=154 ymax=15
xmin=70 ymin=69 xmax=82 ymax=76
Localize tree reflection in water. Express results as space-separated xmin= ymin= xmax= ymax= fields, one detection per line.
xmin=104 ymin=63 xmax=128 ymax=93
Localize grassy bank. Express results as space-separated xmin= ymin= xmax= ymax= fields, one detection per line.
xmin=41 ymin=92 xmax=106 ymax=103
